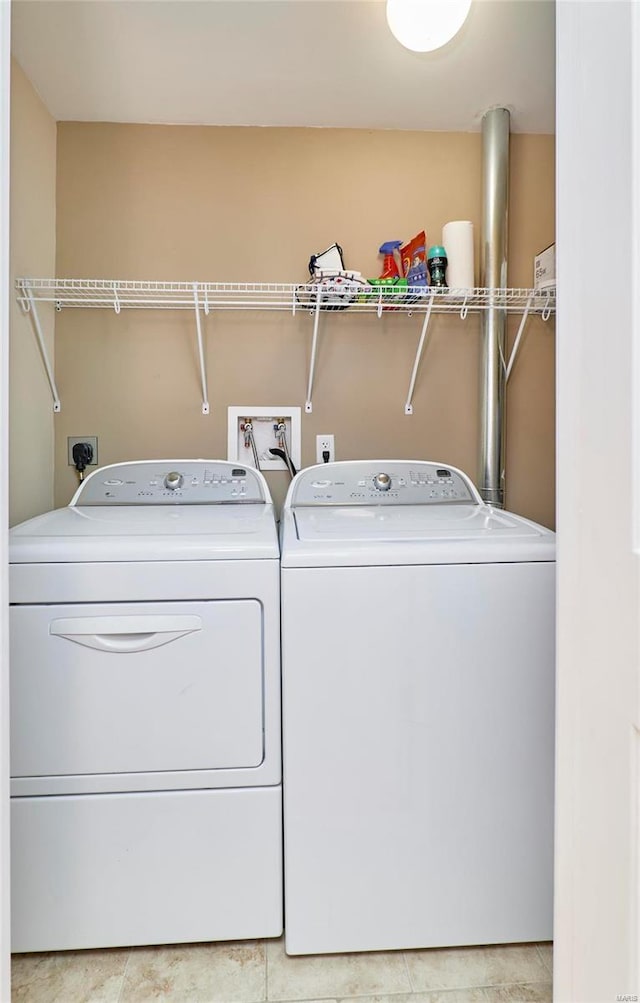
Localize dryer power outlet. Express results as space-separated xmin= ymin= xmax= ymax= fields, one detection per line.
xmin=67 ymin=436 xmax=98 ymax=467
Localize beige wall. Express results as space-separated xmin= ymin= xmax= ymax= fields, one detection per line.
xmin=54 ymin=124 xmax=555 ymax=524
xmin=9 ymin=59 xmax=57 ymax=525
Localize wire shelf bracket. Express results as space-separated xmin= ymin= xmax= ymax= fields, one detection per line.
xmin=14 ymin=279 xmax=556 ymax=416
xmin=404 ymin=291 xmax=436 ymax=415
xmin=505 ymin=288 xmax=553 ymax=382
xmin=192 ymin=283 xmax=210 ymax=415
xmin=21 ymin=285 xmax=61 ymax=413
xmin=305 ymin=295 xmax=323 ymax=414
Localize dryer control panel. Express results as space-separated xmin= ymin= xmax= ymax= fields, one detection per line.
xmin=72 ymin=460 xmax=269 ymax=505
xmin=288 ymin=461 xmax=480 ymax=507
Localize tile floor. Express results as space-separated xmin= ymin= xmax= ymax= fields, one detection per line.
xmin=11 ymin=937 xmax=553 ymax=1003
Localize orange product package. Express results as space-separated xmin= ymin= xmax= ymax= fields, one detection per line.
xmin=401 ymin=231 xmax=428 ymax=290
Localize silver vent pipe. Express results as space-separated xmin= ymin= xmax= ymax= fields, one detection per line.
xmin=479 ymin=107 xmax=510 ymax=508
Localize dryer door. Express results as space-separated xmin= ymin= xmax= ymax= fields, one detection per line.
xmin=10 ymin=600 xmax=264 ymax=778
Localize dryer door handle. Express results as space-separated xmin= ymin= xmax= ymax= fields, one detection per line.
xmin=50 ymin=615 xmax=202 ymax=653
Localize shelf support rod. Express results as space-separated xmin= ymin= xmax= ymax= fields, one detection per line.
xmin=404 ymin=291 xmax=435 ymax=415
xmin=24 ymin=288 xmax=61 ymax=412
xmin=193 ymin=283 xmax=210 ymax=415
xmin=305 ymin=293 xmax=323 ymax=413
xmin=505 ymin=291 xmax=534 ymax=383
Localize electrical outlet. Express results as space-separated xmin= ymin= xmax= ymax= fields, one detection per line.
xmin=316 ymin=434 xmax=335 ymax=464
xmin=67 ymin=436 xmax=98 ymax=466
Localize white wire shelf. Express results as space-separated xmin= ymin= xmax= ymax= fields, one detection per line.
xmin=15 ymin=277 xmax=556 ymax=416
xmin=15 ymin=278 xmax=555 ymax=317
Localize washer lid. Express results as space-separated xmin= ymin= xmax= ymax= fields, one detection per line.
xmin=281 ymin=459 xmax=554 ymax=566
xmin=10 ymin=503 xmax=279 ymax=563
xmin=294 ymin=504 xmax=541 ymax=540
xmin=282 ymin=504 xmax=555 ymax=566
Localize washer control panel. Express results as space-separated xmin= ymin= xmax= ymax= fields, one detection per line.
xmin=73 ymin=461 xmax=268 ymax=505
xmin=289 ymin=461 xmax=479 ymax=507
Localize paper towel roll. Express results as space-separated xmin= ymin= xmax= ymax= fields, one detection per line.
xmin=442 ymin=221 xmax=475 ymax=291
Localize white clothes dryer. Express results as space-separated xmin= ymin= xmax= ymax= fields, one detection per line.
xmin=280 ymin=460 xmax=555 ymax=956
xmin=10 ymin=460 xmax=282 ymax=953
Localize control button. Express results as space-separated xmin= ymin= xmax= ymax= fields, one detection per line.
xmin=373 ymin=472 xmax=392 ymax=492
xmin=164 ymin=471 xmax=183 ymax=491
xmin=103 ymin=478 xmax=123 ymax=486
xmin=311 ymin=479 xmax=331 ymax=488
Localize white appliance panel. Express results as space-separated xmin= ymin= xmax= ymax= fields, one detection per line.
xmin=287 ymin=459 xmax=481 ymax=508
xmin=71 ymin=459 xmax=268 ymax=506
xmin=10 ymin=557 xmax=279 ymax=605
xmin=282 ymin=561 xmax=555 ymax=954
xmin=282 ymin=508 xmax=554 ymax=568
xmin=9 ymin=460 xmax=283 ymax=951
xmin=11 ymin=600 xmax=264 ymax=779
xmin=294 ymin=504 xmax=526 ymax=541
xmin=9 ymin=504 xmax=278 ymax=563
xmin=11 ymin=786 xmax=283 ymax=953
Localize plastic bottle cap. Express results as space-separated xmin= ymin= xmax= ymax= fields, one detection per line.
xmin=427 ymin=245 xmax=447 ymax=259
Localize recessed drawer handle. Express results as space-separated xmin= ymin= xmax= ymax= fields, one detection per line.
xmin=50 ymin=615 xmax=202 ymax=653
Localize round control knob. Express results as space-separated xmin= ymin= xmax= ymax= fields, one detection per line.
xmin=164 ymin=471 xmax=183 ymax=491
xmin=373 ymin=472 xmax=392 ymax=492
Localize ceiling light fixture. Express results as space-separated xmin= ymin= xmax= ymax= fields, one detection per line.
xmin=386 ymin=0 xmax=472 ymax=53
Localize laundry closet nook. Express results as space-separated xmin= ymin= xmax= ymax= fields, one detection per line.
xmin=5 ymin=1 xmax=565 ymax=1000
xmin=5 ymin=2 xmax=640 ymax=1002
xmin=9 ymin=2 xmax=555 ymax=530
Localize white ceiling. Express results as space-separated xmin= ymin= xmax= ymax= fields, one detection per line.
xmin=11 ymin=0 xmax=555 ymax=134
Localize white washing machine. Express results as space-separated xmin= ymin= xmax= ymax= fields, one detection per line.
xmin=9 ymin=460 xmax=282 ymax=953
xmin=280 ymin=460 xmax=555 ymax=956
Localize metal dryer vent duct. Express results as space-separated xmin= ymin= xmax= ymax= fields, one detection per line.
xmin=479 ymin=107 xmax=510 ymax=508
